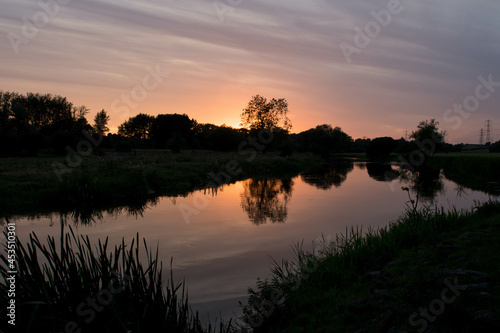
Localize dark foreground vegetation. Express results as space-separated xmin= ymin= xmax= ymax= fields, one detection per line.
xmin=242 ymin=200 xmax=500 ymax=333
xmin=0 ymin=223 xmax=231 ymax=333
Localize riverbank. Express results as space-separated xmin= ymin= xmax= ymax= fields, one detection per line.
xmin=241 ymin=200 xmax=500 ymax=332
xmin=0 ymin=151 xmax=321 ymax=217
xmin=431 ymin=153 xmax=500 ymax=195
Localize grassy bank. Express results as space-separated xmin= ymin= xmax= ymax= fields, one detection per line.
xmin=242 ymin=200 xmax=500 ymax=332
xmin=430 ymin=153 xmax=500 ymax=195
xmin=0 ymin=224 xmax=232 ymax=333
xmin=0 ymin=151 xmax=321 ymax=216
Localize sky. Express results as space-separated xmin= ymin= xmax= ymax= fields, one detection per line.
xmin=1 ymin=0 xmax=499 ymax=143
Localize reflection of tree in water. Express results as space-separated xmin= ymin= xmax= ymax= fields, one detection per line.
xmin=55 ymin=197 xmax=160 ymax=225
xmin=18 ymin=184 xmax=227 ymax=226
xmin=301 ymin=161 xmax=354 ymax=190
xmin=362 ymin=162 xmax=444 ymax=201
xmin=399 ymin=166 xmax=444 ymax=201
xmin=240 ymin=178 xmax=293 ymax=225
xmin=366 ymin=163 xmax=399 ymax=182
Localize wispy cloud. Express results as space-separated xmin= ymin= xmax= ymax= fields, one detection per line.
xmin=1 ymin=0 xmax=499 ymax=141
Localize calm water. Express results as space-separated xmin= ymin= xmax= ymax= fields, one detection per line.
xmin=7 ymin=161 xmax=498 ymax=323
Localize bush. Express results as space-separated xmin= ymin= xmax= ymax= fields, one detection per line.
xmin=366 ymin=137 xmax=398 ymax=161
xmin=490 ymin=140 xmax=500 ymax=153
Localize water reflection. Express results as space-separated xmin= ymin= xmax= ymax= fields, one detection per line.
xmin=4 ymin=162 xmax=464 ymax=227
xmin=366 ymin=163 xmax=399 ymax=182
xmin=61 ymin=198 xmax=160 ymax=224
xmin=240 ymin=178 xmax=293 ymax=225
xmin=4 ymin=197 xmax=160 ymax=226
xmin=399 ymin=166 xmax=444 ymax=201
xmin=300 ymin=160 xmax=354 ymax=190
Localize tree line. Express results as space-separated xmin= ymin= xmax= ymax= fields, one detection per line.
xmin=0 ymin=91 xmax=479 ymax=158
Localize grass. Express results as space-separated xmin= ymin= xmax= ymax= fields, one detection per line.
xmin=241 ymin=200 xmax=500 ymax=332
xmin=0 ymin=222 xmax=233 ymax=333
xmin=430 ymin=153 xmax=500 ymax=195
xmin=0 ymin=151 xmax=321 ymax=216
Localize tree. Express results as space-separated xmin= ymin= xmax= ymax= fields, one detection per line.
xmin=118 ymin=113 xmax=155 ymax=139
xmin=149 ymin=113 xmax=196 ymax=148
xmin=295 ymin=124 xmax=353 ymax=159
xmin=490 ymin=140 xmax=500 ymax=153
xmin=73 ymin=105 xmax=89 ymax=120
xmin=0 ymin=91 xmax=16 ymax=134
xmin=240 ymin=95 xmax=292 ymax=131
xmin=93 ymin=109 xmax=110 ymax=136
xmin=410 ymin=119 xmax=446 ymax=144
xmin=0 ymin=91 xmax=97 ymax=155
xmin=366 ymin=137 xmax=398 ymax=161
xmin=410 ymin=119 xmax=447 ymax=156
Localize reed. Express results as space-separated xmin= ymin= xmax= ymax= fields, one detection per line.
xmin=242 ymin=200 xmax=500 ymax=332
xmin=0 ymin=223 xmax=232 ymax=332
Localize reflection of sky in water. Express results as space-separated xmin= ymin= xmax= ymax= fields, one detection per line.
xmin=7 ymin=162 xmax=498 ymax=322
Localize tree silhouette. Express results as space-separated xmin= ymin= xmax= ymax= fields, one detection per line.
xmin=118 ymin=113 xmax=155 ymax=139
xmin=294 ymin=125 xmax=353 ymax=159
xmin=366 ymin=137 xmax=398 ymax=161
xmin=93 ymin=109 xmax=110 ymax=137
xmin=149 ymin=113 xmax=196 ymax=149
xmin=240 ymin=95 xmax=291 ymax=131
xmin=410 ymin=119 xmax=446 ymax=146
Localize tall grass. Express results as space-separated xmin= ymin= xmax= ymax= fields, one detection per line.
xmin=242 ymin=200 xmax=500 ymax=332
xmin=432 ymin=155 xmax=500 ymax=195
xmin=0 ymin=223 xmax=232 ymax=332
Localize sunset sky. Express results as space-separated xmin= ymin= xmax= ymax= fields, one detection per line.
xmin=1 ymin=0 xmax=499 ymax=143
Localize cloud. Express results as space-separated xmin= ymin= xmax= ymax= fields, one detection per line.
xmin=0 ymin=0 xmax=499 ymax=141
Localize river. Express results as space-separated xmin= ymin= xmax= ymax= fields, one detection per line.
xmin=7 ymin=161 xmax=497 ymax=324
